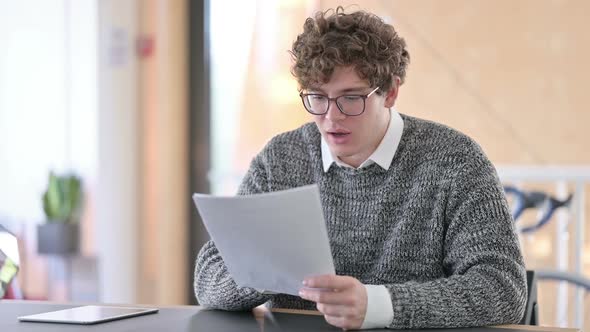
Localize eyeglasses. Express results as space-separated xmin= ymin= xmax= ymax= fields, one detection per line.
xmin=299 ymin=87 xmax=380 ymax=116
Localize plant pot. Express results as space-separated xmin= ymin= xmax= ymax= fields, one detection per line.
xmin=37 ymin=223 xmax=79 ymax=255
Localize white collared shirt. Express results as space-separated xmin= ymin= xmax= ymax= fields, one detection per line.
xmin=320 ymin=109 xmax=404 ymax=329
xmin=321 ymin=109 xmax=404 ymax=172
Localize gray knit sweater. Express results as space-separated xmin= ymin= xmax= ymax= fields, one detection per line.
xmin=194 ymin=114 xmax=527 ymax=329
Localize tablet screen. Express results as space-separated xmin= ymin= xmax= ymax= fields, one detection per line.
xmin=18 ymin=305 xmax=159 ymax=324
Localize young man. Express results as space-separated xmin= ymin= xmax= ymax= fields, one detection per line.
xmin=195 ymin=7 xmax=526 ymax=330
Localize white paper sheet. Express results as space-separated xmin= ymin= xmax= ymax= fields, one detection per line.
xmin=192 ymin=184 xmax=335 ymax=296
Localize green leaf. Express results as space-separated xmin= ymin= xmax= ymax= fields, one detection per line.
xmin=41 ymin=171 xmax=83 ymax=223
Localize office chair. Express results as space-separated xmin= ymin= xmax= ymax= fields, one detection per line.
xmin=504 ymin=186 xmax=573 ymax=234
xmin=520 ymin=270 xmax=539 ymax=325
xmin=536 ymin=269 xmax=590 ymax=291
xmin=519 ymin=269 xmax=590 ymax=326
xmin=0 ymin=224 xmax=22 ymax=299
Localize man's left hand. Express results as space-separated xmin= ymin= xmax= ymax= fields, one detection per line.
xmin=299 ymin=275 xmax=367 ymax=330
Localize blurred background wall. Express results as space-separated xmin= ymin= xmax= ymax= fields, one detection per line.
xmin=0 ymin=0 xmax=588 ymax=329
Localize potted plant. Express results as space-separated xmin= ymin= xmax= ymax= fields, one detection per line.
xmin=37 ymin=172 xmax=83 ymax=255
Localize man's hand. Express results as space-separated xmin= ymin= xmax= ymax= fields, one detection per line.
xmin=298 ymin=275 xmax=367 ymax=330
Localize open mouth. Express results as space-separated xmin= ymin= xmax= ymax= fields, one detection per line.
xmin=327 ymin=129 xmax=351 ymax=136
xmin=326 ymin=130 xmax=351 ymax=143
xmin=329 ymin=132 xmax=349 ymax=137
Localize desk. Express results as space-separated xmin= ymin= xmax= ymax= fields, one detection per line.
xmin=0 ymin=301 xmax=580 ymax=332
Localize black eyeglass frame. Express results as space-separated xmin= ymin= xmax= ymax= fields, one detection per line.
xmin=299 ymin=87 xmax=380 ymax=116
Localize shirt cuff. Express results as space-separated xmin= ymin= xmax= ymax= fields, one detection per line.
xmin=360 ymin=284 xmax=394 ymax=330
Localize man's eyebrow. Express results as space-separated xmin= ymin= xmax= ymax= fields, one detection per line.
xmin=305 ymin=86 xmax=370 ymax=94
xmin=339 ymin=87 xmax=371 ymax=93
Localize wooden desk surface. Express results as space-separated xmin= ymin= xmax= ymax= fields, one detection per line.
xmin=1 ymin=300 xmax=581 ymax=332
xmin=264 ymin=308 xmax=580 ymax=332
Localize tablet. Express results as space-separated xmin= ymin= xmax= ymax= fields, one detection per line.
xmin=18 ymin=305 xmax=159 ymax=325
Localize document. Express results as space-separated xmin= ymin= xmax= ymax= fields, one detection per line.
xmin=192 ymin=184 xmax=335 ymax=296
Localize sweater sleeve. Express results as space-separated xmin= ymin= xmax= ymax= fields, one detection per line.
xmin=385 ymin=141 xmax=527 ymax=329
xmin=193 ymin=153 xmax=274 ymax=310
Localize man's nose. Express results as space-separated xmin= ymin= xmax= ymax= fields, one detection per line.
xmin=325 ymin=99 xmax=346 ymax=122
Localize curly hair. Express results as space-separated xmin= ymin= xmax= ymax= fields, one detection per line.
xmin=290 ymin=6 xmax=410 ymax=94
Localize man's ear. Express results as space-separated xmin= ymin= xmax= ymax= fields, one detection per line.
xmin=384 ymin=76 xmax=401 ymax=108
